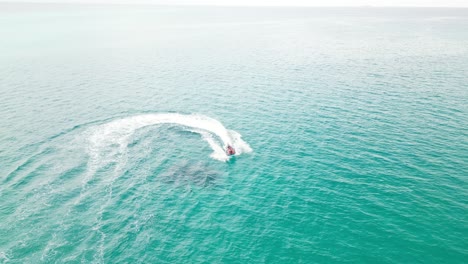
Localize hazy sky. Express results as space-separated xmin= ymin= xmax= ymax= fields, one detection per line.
xmin=5 ymin=0 xmax=468 ymax=7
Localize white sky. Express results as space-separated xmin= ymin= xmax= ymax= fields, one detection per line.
xmin=5 ymin=0 xmax=468 ymax=7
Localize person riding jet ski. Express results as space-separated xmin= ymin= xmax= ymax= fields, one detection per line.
xmin=226 ymin=145 xmax=236 ymax=156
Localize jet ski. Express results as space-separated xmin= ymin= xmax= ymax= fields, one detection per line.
xmin=226 ymin=145 xmax=236 ymax=156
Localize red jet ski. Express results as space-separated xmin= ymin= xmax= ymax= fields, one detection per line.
xmin=226 ymin=145 xmax=236 ymax=156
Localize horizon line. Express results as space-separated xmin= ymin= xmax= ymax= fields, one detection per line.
xmin=2 ymin=1 xmax=468 ymax=8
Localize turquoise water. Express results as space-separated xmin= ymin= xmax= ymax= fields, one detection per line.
xmin=1 ymin=4 xmax=468 ymax=263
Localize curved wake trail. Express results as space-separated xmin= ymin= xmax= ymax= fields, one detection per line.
xmin=86 ymin=113 xmax=252 ymax=167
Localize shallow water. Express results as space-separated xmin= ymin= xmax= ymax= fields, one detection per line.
xmin=0 ymin=4 xmax=467 ymax=263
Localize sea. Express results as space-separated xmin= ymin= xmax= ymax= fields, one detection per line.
xmin=0 ymin=3 xmax=467 ymax=263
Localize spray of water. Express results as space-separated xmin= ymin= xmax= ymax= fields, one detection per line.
xmin=86 ymin=113 xmax=252 ymax=165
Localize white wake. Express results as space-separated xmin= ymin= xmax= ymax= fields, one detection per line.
xmin=86 ymin=113 xmax=252 ymax=164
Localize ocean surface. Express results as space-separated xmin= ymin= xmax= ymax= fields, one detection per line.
xmin=1 ymin=3 xmax=467 ymax=263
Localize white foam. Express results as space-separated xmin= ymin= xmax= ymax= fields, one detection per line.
xmin=86 ymin=113 xmax=252 ymax=164
xmin=0 ymin=252 xmax=9 ymax=262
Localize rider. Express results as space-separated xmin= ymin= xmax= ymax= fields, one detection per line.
xmin=227 ymin=145 xmax=235 ymax=155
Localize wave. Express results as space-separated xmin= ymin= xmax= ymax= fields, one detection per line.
xmin=86 ymin=113 xmax=252 ymax=164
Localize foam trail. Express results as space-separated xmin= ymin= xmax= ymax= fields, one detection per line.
xmin=86 ymin=113 xmax=252 ymax=164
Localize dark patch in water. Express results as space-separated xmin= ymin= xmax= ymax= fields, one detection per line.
xmin=159 ymin=160 xmax=220 ymax=187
